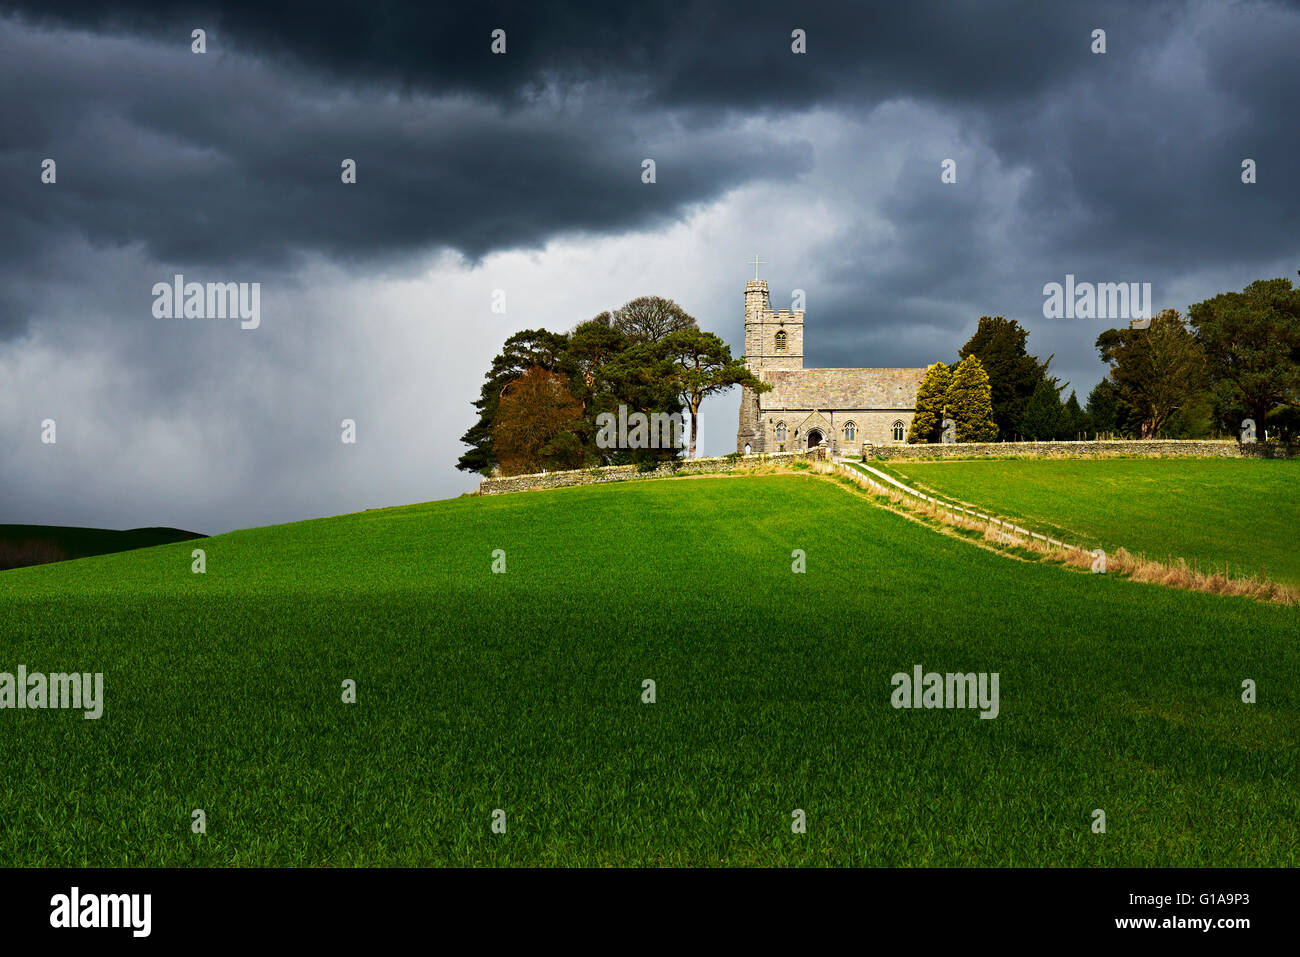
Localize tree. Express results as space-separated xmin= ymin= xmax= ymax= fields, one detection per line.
xmin=457 ymin=329 xmax=570 ymax=474
xmin=459 ymin=298 xmax=713 ymax=473
xmin=1085 ymin=379 xmax=1123 ymax=437
xmin=958 ymin=316 xmax=1054 ymax=439
xmin=610 ymin=296 xmax=699 ymax=344
xmin=1062 ymin=390 xmax=1087 ymax=439
xmin=558 ymin=318 xmax=635 ymax=463
xmin=1188 ymin=276 xmax=1300 ymax=431
xmin=491 ymin=367 xmax=585 ymax=476
xmin=1021 ymin=378 xmax=1065 ymax=440
xmin=907 ymin=362 xmax=951 ymax=443
xmin=566 ymin=319 xmax=629 ymax=408
xmin=596 ymin=340 xmax=687 ymax=464
xmin=567 ymin=316 xmax=622 ymax=382
xmin=652 ymin=329 xmax=768 ymax=458
xmin=1265 ymin=404 xmax=1300 ymax=442
xmin=1095 ymin=309 xmax=1206 ymax=438
xmin=1162 ymin=391 xmax=1214 ymax=439
xmin=946 ymin=355 xmax=998 ymax=441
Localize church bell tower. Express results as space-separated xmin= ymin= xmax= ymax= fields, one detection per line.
xmin=737 ymin=259 xmax=804 ymax=452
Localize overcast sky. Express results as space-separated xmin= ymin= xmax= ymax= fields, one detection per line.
xmin=2 ymin=0 xmax=1297 ymax=533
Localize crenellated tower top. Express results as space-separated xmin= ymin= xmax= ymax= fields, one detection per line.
xmin=742 ymin=266 xmax=803 ymax=373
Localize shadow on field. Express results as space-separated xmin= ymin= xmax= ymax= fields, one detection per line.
xmin=0 ymin=525 xmax=206 ymax=571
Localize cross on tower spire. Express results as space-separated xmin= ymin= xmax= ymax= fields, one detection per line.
xmin=747 ymin=254 xmax=767 ymax=281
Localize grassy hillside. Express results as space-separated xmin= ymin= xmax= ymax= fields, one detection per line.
xmin=0 ymin=524 xmax=204 ymax=571
xmin=873 ymin=458 xmax=1300 ymax=585
xmin=0 ymin=474 xmax=1295 ymax=866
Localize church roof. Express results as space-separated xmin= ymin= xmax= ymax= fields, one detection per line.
xmin=759 ymin=368 xmax=926 ymax=410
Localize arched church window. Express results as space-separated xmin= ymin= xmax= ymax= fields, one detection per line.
xmin=843 ymin=421 xmax=856 ymax=442
xmin=892 ymin=421 xmax=905 ymax=442
xmin=775 ymin=422 xmax=787 ymax=441
xmin=774 ymin=330 xmax=788 ymax=352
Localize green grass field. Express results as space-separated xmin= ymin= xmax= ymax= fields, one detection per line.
xmin=1 ymin=473 xmax=1296 ymax=866
xmin=872 ymin=458 xmax=1300 ymax=585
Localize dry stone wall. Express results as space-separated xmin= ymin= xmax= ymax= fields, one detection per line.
xmin=479 ymin=447 xmax=828 ymax=495
xmin=862 ymin=440 xmax=1297 ymax=461
xmin=479 ymin=440 xmax=1294 ymax=495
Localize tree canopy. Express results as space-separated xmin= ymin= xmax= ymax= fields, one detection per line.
xmin=1188 ymin=276 xmax=1300 ymax=430
xmin=1021 ymin=378 xmax=1065 ymax=441
xmin=958 ymin=316 xmax=1053 ymax=439
xmin=1095 ymin=309 xmax=1206 ymax=438
xmin=456 ymin=328 xmax=570 ymax=473
xmin=947 ymin=355 xmax=999 ymax=442
xmin=459 ymin=297 xmax=747 ymax=475
xmin=611 ymin=296 xmax=699 ymax=344
xmin=906 ymin=362 xmax=951 ymax=444
xmin=651 ymin=329 xmax=768 ymax=459
xmin=492 ymin=367 xmax=585 ymax=476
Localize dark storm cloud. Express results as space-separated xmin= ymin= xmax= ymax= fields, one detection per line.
xmin=7 ymin=0 xmax=1159 ymax=108
xmin=777 ymin=1 xmax=1300 ymax=380
xmin=5 ymin=0 xmax=1297 ymax=332
xmin=977 ymin=13 xmax=1300 ymax=273
xmin=0 ymin=15 xmax=812 ymax=337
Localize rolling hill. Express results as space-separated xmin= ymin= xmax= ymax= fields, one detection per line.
xmin=0 ymin=473 xmax=1295 ymax=866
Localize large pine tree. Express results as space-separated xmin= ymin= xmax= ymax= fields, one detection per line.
xmin=958 ymin=316 xmax=1053 ymax=440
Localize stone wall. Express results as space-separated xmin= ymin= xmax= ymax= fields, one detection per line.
xmin=479 ymin=447 xmax=828 ymax=495
xmin=860 ymin=439 xmax=1299 ymax=460
xmin=479 ymin=439 xmax=1294 ymax=494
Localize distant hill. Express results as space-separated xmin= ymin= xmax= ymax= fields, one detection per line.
xmin=0 ymin=524 xmax=205 ymax=571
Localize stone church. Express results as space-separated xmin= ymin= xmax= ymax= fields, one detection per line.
xmin=735 ymin=275 xmax=926 ymax=455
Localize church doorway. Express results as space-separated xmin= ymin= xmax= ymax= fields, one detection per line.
xmin=806 ymin=429 xmax=824 ymax=448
